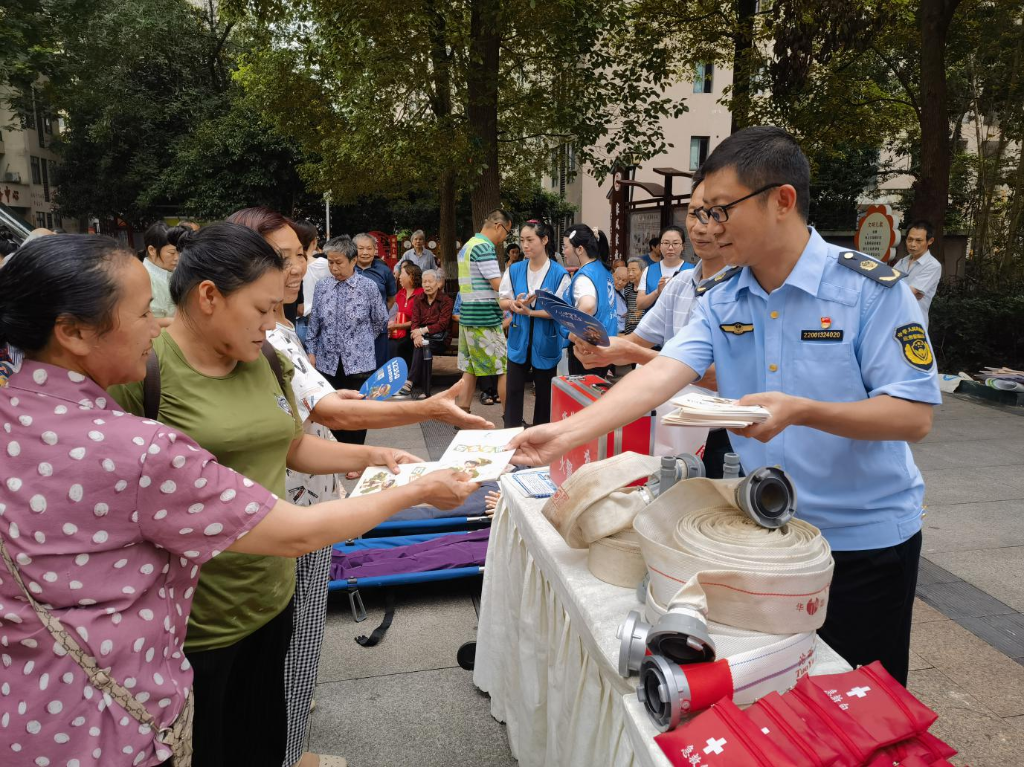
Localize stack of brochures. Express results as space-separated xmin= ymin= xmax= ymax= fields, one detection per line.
xmin=661 ymin=392 xmax=771 ymax=429
xmin=351 ymin=427 xmax=524 ymax=496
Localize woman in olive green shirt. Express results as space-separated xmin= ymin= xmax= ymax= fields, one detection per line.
xmin=110 ymin=222 xmax=425 ymax=767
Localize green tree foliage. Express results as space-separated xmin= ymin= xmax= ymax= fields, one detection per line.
xmin=12 ymin=0 xmax=311 ymax=225
xmin=226 ymin=0 xmax=688 ymax=270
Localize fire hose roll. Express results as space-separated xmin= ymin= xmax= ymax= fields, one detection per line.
xmin=634 ymin=477 xmax=834 ymax=636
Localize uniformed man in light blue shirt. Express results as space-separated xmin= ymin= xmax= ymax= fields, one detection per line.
xmin=510 ymin=126 xmax=941 ymax=685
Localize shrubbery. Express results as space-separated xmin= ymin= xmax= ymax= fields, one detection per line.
xmin=928 ymin=284 xmax=1024 ymax=373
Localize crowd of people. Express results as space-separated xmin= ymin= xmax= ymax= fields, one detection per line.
xmin=0 ymin=125 xmax=948 ymax=767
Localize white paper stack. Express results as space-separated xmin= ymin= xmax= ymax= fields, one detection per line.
xmin=661 ymin=392 xmax=770 ymax=429
xmin=351 ymin=427 xmax=524 ymax=496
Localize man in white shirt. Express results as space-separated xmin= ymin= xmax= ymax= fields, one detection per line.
xmin=892 ymin=220 xmax=942 ymax=330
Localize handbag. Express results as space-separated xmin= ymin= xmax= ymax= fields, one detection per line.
xmin=0 ymin=534 xmax=194 ymax=765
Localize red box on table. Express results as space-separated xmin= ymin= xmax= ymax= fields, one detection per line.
xmin=549 ymin=374 xmax=656 ymax=486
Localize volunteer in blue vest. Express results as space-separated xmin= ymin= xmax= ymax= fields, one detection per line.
xmin=635 ymin=225 xmax=695 ymax=312
xmin=562 ymin=225 xmax=618 ymax=375
xmin=511 ymin=126 xmax=941 ymax=686
xmin=499 ymin=220 xmax=570 ymax=428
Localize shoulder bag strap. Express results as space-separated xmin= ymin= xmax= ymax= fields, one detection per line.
xmin=0 ymin=534 xmax=164 ymax=734
xmin=262 ymin=340 xmax=287 ymax=394
xmin=142 ymin=350 xmax=161 ymax=421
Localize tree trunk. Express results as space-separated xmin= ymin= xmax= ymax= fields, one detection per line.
xmin=425 ymin=0 xmax=458 ymax=275
xmin=730 ymin=0 xmax=758 ymax=133
xmin=467 ymin=0 xmax=501 ymax=247
xmin=908 ymin=0 xmax=961 ymax=256
xmin=439 ymin=168 xmax=458 ymax=277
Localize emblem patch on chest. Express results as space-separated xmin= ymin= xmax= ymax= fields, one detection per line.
xmin=719 ymin=322 xmax=754 ymax=336
xmin=275 ymin=394 xmax=294 ymax=417
xmin=894 ymin=323 xmax=934 ymax=371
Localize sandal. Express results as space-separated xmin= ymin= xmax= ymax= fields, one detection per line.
xmin=480 ymin=393 xmax=497 ymax=406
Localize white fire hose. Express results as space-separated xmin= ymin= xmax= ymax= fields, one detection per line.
xmin=540 ymin=454 xmax=835 ymax=732
xmin=622 ymin=477 xmax=834 ymax=730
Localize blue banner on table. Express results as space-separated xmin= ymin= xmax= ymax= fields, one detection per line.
xmin=535 ymin=293 xmax=611 ymax=347
xmin=360 ymin=358 xmax=409 ymax=400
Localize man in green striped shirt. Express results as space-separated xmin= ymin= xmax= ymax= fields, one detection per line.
xmin=456 ymin=208 xmax=512 ymax=411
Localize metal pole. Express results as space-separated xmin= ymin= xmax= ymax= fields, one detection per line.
xmin=325 ymin=195 xmax=331 ymax=239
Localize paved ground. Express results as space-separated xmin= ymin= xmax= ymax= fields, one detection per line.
xmin=306 ymin=381 xmax=1024 ymax=766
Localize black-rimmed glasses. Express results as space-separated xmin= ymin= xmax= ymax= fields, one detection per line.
xmin=695 ymin=183 xmax=782 ymax=224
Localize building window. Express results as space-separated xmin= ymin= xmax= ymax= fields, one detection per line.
xmin=36 ymin=212 xmax=46 ymax=228
xmin=694 ymin=63 xmax=714 ymax=94
xmin=43 ymin=116 xmax=53 ymax=135
xmin=30 ymin=156 xmax=42 ymax=185
xmin=567 ymin=145 xmax=577 ymax=173
xmin=41 ymin=158 xmax=50 ymax=202
xmin=690 ymin=137 xmax=710 ymax=171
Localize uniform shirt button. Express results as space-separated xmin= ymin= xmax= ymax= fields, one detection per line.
xmin=770 ymin=311 xmax=779 ymax=319
xmin=768 ymin=364 xmax=778 ymax=372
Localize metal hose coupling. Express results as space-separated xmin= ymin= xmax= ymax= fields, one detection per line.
xmin=637 ymin=655 xmax=735 ymax=732
xmin=733 ymin=466 xmax=797 ymax=529
xmin=616 ymin=607 xmax=716 ymax=677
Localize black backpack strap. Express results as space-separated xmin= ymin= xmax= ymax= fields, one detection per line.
xmin=142 ymin=351 xmax=161 ymax=421
xmin=262 ymin=340 xmax=287 ymax=394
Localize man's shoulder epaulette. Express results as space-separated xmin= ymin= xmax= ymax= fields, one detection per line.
xmin=835 ymin=250 xmax=906 ymax=287
xmin=696 ymin=265 xmax=743 ymax=296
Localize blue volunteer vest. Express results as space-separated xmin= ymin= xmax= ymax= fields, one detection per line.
xmin=645 ymin=261 xmax=695 ymax=297
xmin=507 ymin=259 xmax=568 ymax=369
xmin=570 ymin=260 xmax=618 ymax=339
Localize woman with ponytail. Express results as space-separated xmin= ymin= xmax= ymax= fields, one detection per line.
xmin=499 ymin=220 xmax=570 ymax=428
xmin=561 ymin=224 xmax=618 ymax=375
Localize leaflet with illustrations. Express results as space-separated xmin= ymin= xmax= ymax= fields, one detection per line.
xmin=534 ymin=289 xmax=610 ymax=347
xmin=351 ymin=427 xmax=524 ymax=496
xmin=359 ymin=357 xmax=408 ymax=401
xmin=661 ymin=392 xmax=770 ymax=429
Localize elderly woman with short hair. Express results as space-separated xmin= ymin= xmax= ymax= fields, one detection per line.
xmin=400 ymin=269 xmax=454 ymax=398
xmin=306 ymin=237 xmax=389 ymax=444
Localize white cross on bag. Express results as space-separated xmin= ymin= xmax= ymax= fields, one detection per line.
xmin=703 ymin=737 xmax=727 ymax=755
xmin=846 ymin=686 xmax=871 ymax=698
xmin=761 ymin=727 xmax=770 ymax=735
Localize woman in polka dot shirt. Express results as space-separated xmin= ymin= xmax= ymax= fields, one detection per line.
xmin=0 ymin=235 xmax=478 ymax=767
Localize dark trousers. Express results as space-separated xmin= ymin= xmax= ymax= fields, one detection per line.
xmin=325 ymin=359 xmax=371 ymax=444
xmin=505 ymin=357 xmax=556 ymax=429
xmin=567 ymin=344 xmax=613 ymax=379
xmin=410 ymin=336 xmax=447 ymax=394
xmin=389 ymin=335 xmax=414 ymax=369
xmin=817 ymin=531 xmax=922 ymax=686
xmin=702 ymin=428 xmax=737 ymax=480
xmin=373 ymin=332 xmax=389 ymax=368
xmin=187 ymin=599 xmax=295 ymax=767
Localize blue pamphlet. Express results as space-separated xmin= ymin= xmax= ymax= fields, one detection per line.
xmin=359 ymin=357 xmax=409 ymax=400
xmin=534 ymin=290 xmax=610 ymax=347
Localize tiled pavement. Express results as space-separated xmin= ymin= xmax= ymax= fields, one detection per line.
xmin=306 ymin=383 xmax=1024 ymax=766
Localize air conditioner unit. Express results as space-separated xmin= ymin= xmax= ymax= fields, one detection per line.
xmin=3 ymin=172 xmax=22 ymax=183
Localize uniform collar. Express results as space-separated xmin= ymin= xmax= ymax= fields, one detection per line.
xmin=735 ymin=227 xmax=828 ymax=299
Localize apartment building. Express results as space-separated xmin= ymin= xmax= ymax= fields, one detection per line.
xmin=546 ymin=63 xmax=733 ymax=259
xmin=0 ymin=89 xmax=78 ymax=233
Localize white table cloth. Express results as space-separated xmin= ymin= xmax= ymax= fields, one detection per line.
xmin=474 ymin=476 xmax=851 ymax=767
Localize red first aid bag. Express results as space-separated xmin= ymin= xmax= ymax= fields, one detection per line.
xmin=864 ymin=731 xmax=958 ymax=766
xmin=654 ymin=698 xmax=798 ymax=767
xmin=783 ymin=678 xmax=879 ymax=767
xmin=744 ymin=691 xmax=841 ymax=767
xmin=808 ymin=661 xmax=938 ymax=744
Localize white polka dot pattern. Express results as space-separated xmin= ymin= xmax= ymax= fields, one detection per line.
xmin=0 ymin=360 xmax=275 ymax=764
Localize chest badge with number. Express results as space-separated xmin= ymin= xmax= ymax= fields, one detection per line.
xmin=720 ymin=322 xmax=754 ymax=335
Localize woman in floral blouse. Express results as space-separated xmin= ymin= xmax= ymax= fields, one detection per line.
xmin=0 ymin=235 xmax=477 ymax=767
